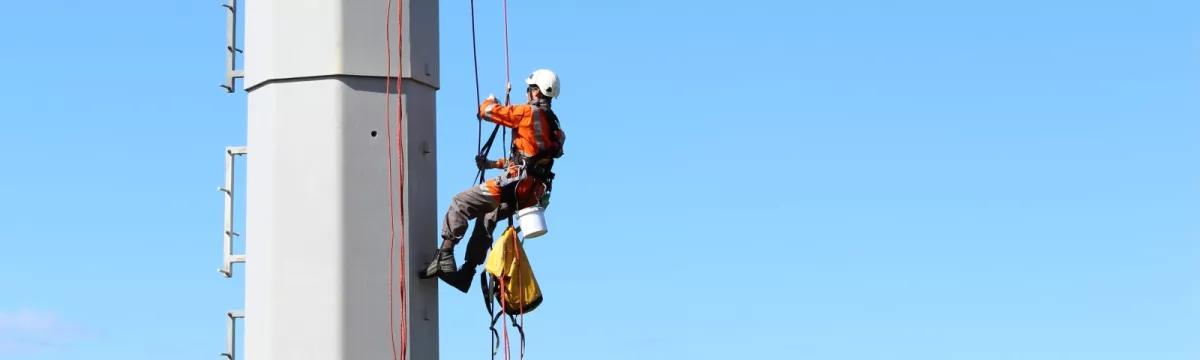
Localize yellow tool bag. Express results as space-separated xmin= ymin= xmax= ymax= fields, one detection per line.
xmin=483 ymin=226 xmax=544 ymax=315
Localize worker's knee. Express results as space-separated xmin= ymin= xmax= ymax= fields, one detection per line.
xmin=451 ymin=187 xmax=476 ymax=204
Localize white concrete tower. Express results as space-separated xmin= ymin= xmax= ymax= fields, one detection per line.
xmin=241 ymin=0 xmax=440 ymax=358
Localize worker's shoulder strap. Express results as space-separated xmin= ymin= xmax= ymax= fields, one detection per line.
xmin=537 ymin=107 xmax=561 ymax=133
xmin=544 ymin=108 xmax=563 ymax=147
xmin=531 ymin=106 xmax=564 ymax=159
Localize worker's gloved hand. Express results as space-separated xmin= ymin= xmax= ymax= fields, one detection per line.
xmin=475 ymin=155 xmax=492 ymax=170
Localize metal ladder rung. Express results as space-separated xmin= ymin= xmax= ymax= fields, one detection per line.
xmin=221 ymin=310 xmax=244 ymax=360
xmin=221 ymin=0 xmax=243 ymax=93
xmin=220 ymin=146 xmax=247 ymax=278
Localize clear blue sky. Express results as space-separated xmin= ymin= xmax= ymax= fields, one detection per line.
xmin=1 ymin=0 xmax=1198 ymax=359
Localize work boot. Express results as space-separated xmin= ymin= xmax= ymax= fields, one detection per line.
xmin=444 ymin=265 xmax=477 ymax=294
xmin=420 ymin=248 xmax=457 ymax=279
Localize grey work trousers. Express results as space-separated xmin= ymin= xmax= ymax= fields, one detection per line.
xmin=440 ymin=186 xmax=514 ymax=267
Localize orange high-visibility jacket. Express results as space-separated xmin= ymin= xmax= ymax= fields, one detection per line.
xmin=479 ymin=98 xmax=563 ymax=163
xmin=477 ymin=98 xmax=560 ymax=207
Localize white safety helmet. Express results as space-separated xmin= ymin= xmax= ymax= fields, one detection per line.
xmin=524 ymin=69 xmax=560 ymax=98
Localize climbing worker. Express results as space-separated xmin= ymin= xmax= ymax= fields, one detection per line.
xmin=420 ymin=68 xmax=565 ymax=292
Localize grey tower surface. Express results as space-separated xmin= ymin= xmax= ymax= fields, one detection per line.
xmin=242 ymin=0 xmax=439 ymax=359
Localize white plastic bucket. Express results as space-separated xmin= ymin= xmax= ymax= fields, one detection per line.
xmin=516 ymin=206 xmax=548 ymax=238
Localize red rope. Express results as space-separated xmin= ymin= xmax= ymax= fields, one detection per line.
xmin=501 ymin=0 xmax=512 ymax=161
xmin=385 ymin=0 xmax=408 ymax=359
xmin=384 ymin=0 xmax=397 ymax=358
xmin=499 ymin=273 xmax=511 ymax=360
xmin=513 ymin=229 xmax=525 ymax=360
xmin=502 ymin=0 xmax=511 ymax=92
xmin=501 ymin=2 xmax=524 ymax=359
xmin=396 ymin=0 xmax=409 ymax=357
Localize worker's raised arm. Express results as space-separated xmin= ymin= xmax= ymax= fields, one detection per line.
xmin=478 ymin=97 xmax=529 ymax=128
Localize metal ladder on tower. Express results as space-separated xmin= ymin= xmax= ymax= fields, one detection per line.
xmin=218 ymin=145 xmax=247 ymax=360
xmin=218 ymin=1 xmax=246 ymax=359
